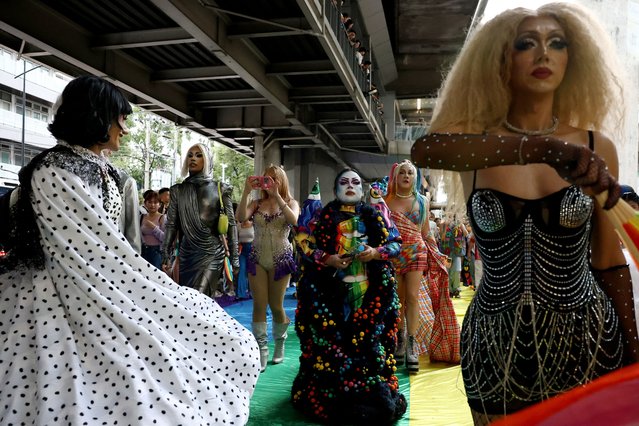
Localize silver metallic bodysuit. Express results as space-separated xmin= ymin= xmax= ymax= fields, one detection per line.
xmin=462 ymin=185 xmax=623 ymax=414
xmin=162 ymin=173 xmax=238 ymax=292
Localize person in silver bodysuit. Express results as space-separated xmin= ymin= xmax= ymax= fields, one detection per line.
xmin=411 ymin=3 xmax=638 ymax=425
xmin=161 ymin=143 xmax=239 ymax=295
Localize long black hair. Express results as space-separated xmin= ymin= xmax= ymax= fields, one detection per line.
xmin=48 ymin=75 xmax=132 ymax=148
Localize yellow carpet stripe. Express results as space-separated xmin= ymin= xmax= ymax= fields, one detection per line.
xmin=407 ymin=285 xmax=474 ymax=425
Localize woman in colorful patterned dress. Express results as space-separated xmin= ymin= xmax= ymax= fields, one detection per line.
xmin=385 ymin=160 xmax=460 ymax=373
xmin=237 ymin=165 xmax=300 ymax=371
xmin=291 ymin=169 xmax=406 ymax=424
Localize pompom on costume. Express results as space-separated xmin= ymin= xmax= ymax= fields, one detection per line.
xmin=291 ymin=198 xmax=407 ymax=424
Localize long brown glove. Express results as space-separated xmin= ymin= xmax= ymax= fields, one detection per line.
xmin=411 ymin=133 xmax=620 ymax=209
xmin=592 ymin=265 xmax=639 ymax=365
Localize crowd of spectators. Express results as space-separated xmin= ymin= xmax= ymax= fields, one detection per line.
xmin=335 ymin=5 xmax=384 ymax=118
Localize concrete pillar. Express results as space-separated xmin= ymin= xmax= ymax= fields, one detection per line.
xmin=264 ymin=141 xmax=281 ymax=170
xmin=299 ymin=149 xmax=311 ymax=198
xmin=381 ymin=91 xmax=396 ymax=142
xmin=253 ymin=135 xmax=264 ymax=175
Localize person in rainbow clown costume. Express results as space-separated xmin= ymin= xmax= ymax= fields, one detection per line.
xmin=291 ymin=169 xmax=407 ymax=424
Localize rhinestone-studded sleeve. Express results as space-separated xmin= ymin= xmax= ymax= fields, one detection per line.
xmin=412 ymin=133 xmax=586 ymax=172
xmin=592 ymin=265 xmax=639 ymax=364
xmin=411 ymin=132 xmax=620 ymax=208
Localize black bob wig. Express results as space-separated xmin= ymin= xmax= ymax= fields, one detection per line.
xmin=48 ymin=75 xmax=132 ymax=148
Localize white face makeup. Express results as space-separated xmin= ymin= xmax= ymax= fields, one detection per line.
xmin=336 ymin=170 xmax=363 ymax=205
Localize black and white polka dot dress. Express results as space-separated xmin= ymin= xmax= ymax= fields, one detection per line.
xmin=0 ymin=158 xmax=260 ymax=425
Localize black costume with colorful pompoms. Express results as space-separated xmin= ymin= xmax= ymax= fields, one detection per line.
xmin=291 ymin=200 xmax=406 ymax=424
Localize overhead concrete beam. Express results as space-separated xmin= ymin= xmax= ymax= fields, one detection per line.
xmin=267 ymin=60 xmax=336 ymax=76
xmin=0 ymin=0 xmax=193 ymax=120
xmin=92 ymin=27 xmax=197 ymax=50
xmin=152 ymin=65 xmax=239 ymax=82
xmin=356 ymin=0 xmax=398 ymax=87
xmin=197 ymin=105 xmax=293 ymax=133
xmin=151 ymin=0 xmax=293 ymax=117
xmin=227 ymin=18 xmax=313 ymax=39
xmin=189 ymin=89 xmax=265 ymax=104
xmin=290 ymin=86 xmax=350 ymax=100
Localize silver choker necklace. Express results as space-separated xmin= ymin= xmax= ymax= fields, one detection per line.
xmin=503 ymin=116 xmax=559 ymax=136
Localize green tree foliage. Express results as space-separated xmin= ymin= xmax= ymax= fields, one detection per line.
xmin=210 ymin=143 xmax=254 ymax=202
xmin=109 ymin=106 xmax=254 ymax=203
xmin=109 ymin=106 xmax=177 ymax=191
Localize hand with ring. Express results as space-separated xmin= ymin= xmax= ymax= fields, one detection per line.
xmin=329 ymin=254 xmax=352 ymax=269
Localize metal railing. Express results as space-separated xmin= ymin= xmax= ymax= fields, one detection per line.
xmin=324 ymin=1 xmax=385 ymax=136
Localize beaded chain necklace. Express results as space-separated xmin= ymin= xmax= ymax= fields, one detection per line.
xmin=503 ymin=116 xmax=559 ymax=136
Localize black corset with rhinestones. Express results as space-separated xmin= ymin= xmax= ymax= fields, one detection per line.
xmin=468 ymin=185 xmax=595 ymax=313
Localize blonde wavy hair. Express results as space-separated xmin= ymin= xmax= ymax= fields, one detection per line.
xmin=262 ymin=164 xmax=293 ymax=202
xmin=430 ymin=2 xmax=625 ymax=136
xmin=428 ymin=2 xmax=627 ymax=216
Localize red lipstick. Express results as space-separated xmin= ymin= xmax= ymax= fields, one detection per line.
xmin=532 ymin=67 xmax=552 ymax=79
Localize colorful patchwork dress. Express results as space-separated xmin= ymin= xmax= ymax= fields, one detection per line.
xmin=390 ymin=210 xmax=461 ymax=363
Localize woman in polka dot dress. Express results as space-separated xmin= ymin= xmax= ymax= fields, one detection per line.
xmin=0 ymin=76 xmax=260 ymax=425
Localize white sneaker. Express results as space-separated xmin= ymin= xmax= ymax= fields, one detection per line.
xmin=406 ymin=335 xmax=419 ymax=373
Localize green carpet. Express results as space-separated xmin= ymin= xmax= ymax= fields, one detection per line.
xmin=247 ymin=326 xmax=411 ymax=426
xmin=229 ymin=286 xmax=475 ymax=424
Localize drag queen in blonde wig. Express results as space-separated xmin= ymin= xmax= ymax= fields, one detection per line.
xmin=236 ymin=164 xmax=300 ymax=372
xmin=412 ymin=2 xmax=637 ymax=424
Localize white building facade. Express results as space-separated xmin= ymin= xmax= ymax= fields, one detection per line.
xmin=0 ymin=46 xmax=67 ymax=188
xmin=579 ymin=0 xmax=639 ymax=187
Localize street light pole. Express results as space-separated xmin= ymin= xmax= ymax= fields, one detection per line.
xmin=14 ymin=61 xmax=42 ymax=167
xmin=20 ymin=61 xmax=25 ymax=167
xmin=220 ymin=163 xmax=227 ymax=183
